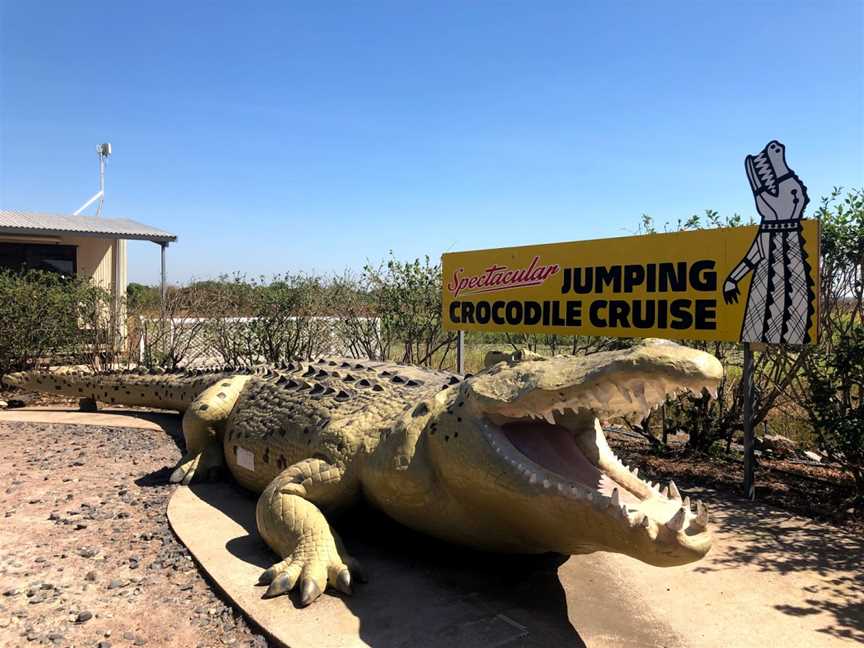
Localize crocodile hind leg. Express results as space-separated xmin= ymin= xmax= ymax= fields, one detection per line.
xmin=256 ymin=458 xmax=364 ymax=606
xmin=170 ymin=375 xmax=250 ymax=484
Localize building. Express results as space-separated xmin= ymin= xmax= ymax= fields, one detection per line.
xmin=0 ymin=209 xmax=177 ymax=349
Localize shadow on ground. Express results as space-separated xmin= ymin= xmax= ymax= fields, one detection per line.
xmin=688 ymin=486 xmax=864 ymax=644
xmin=210 ymin=484 xmax=585 ymax=648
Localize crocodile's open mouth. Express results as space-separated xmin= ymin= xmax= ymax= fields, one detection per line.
xmin=462 ymin=340 xmax=723 ymax=562
xmin=478 ymin=392 xmax=713 ymax=544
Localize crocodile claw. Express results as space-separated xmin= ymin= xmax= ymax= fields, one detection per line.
xmin=263 ymin=572 xmax=297 ymax=599
xmin=299 ymin=579 xmax=321 ymax=606
xmin=335 ymin=568 xmax=352 ymax=595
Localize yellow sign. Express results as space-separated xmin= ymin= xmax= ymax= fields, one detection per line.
xmin=442 ymin=220 xmax=820 ymax=344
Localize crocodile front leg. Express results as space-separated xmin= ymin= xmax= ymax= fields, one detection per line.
xmin=256 ymin=458 xmax=364 ymax=606
xmin=171 ymin=375 xmax=250 ymax=484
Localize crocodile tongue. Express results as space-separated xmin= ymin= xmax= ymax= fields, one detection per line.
xmin=501 ymin=422 xmax=642 ymax=507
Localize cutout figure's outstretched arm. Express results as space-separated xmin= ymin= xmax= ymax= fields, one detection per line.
xmin=723 ymin=238 xmax=763 ymax=304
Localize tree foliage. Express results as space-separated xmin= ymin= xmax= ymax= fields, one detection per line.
xmin=364 ymin=254 xmax=456 ymax=368
xmin=0 ymin=270 xmax=112 ymax=376
xmin=804 ymin=324 xmax=864 ymax=499
xmin=798 ymin=188 xmax=864 ymax=498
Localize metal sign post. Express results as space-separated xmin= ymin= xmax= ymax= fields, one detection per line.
xmin=456 ymin=330 xmax=465 ymax=375
xmin=742 ymin=342 xmax=755 ymax=498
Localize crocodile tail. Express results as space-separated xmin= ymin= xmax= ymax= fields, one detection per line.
xmin=2 ymin=366 xmax=240 ymax=411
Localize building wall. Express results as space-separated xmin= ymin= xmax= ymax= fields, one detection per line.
xmin=63 ymin=235 xmax=114 ymax=288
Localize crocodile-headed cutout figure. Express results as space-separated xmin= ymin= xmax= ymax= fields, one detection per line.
xmin=6 ymin=339 xmax=722 ymax=606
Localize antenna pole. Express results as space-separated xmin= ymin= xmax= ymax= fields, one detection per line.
xmin=96 ymin=150 xmax=106 ymax=217
xmin=74 ymin=143 xmax=111 ymax=216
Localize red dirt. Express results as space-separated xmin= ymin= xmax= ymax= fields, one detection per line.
xmin=0 ymin=418 xmax=270 ymax=648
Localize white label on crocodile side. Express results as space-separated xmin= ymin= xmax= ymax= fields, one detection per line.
xmin=236 ymin=447 xmax=255 ymax=471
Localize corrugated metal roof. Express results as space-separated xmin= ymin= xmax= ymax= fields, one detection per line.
xmin=0 ymin=209 xmax=177 ymax=244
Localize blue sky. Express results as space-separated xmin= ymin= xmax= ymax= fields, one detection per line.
xmin=1 ymin=2 xmax=862 ymax=285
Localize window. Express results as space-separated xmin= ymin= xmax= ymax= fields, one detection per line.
xmin=0 ymin=242 xmax=77 ymax=277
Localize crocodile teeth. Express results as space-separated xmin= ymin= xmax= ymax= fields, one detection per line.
xmin=529 ymin=474 xmax=538 ymax=485
xmin=543 ymin=411 xmax=556 ymax=425
xmin=660 ymin=485 xmax=669 ymax=498
xmin=631 ymin=467 xmax=639 ymax=477
xmin=695 ymin=501 xmax=709 ymax=528
xmin=683 ymin=496 xmax=691 ymax=511
xmin=666 ymin=508 xmax=687 ymax=532
xmin=557 ymin=483 xmax=565 ymax=493
xmin=542 ymin=479 xmax=551 ymax=489
xmin=610 ymin=488 xmax=621 ymax=508
xmin=668 ymin=481 xmax=681 ymax=501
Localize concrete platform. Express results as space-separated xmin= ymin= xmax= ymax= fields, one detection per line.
xmin=167 ymin=483 xmax=684 ymax=648
xmin=0 ymin=405 xmax=180 ymax=432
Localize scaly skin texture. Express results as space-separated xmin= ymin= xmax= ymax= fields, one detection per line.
xmin=5 ymin=339 xmax=724 ymax=607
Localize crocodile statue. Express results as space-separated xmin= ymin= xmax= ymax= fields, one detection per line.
xmin=5 ymin=339 xmax=722 ymax=607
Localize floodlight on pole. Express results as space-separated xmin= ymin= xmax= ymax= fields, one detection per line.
xmin=73 ymin=142 xmax=112 ymax=216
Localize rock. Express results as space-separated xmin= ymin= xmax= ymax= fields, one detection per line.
xmin=3 ymin=587 xmax=19 ymax=597
xmin=98 ymin=642 xmax=112 ymax=648
xmin=85 ymin=571 xmax=97 ymax=582
xmin=803 ymin=450 xmax=822 ymax=462
xmin=76 ymin=610 xmax=93 ymax=623
xmin=6 ymin=399 xmax=25 ymax=409
xmin=761 ymin=434 xmax=797 ymax=458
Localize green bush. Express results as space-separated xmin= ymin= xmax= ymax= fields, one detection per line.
xmin=805 ymin=324 xmax=864 ymax=501
xmin=0 ymin=269 xmax=112 ymax=379
xmin=364 ymin=254 xmax=456 ymax=368
xmin=799 ymin=188 xmax=864 ymax=500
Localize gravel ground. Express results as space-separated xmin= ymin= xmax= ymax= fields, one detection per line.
xmin=0 ymin=420 xmax=271 ymax=648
